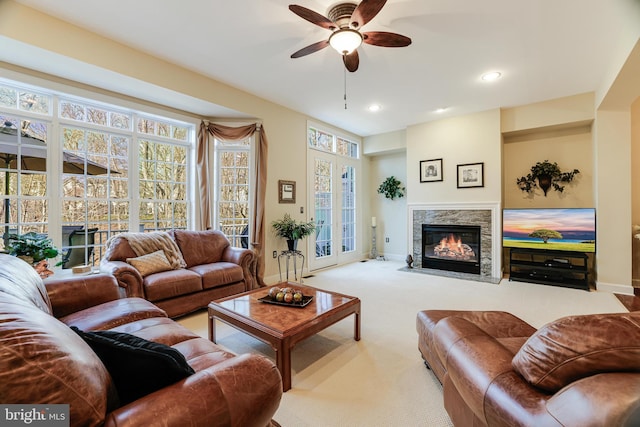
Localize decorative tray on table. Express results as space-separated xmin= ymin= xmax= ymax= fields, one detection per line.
xmin=258 ymin=295 xmax=313 ymax=308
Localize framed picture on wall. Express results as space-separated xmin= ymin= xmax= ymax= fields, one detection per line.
xmin=420 ymin=158 xmax=443 ymax=183
xmin=457 ymin=162 xmax=484 ymax=188
xmin=278 ymin=180 xmax=296 ymax=203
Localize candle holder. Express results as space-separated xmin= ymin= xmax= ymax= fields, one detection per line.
xmin=370 ymin=225 xmax=378 ymax=259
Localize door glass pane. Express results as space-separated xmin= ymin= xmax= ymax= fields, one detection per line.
xmin=314 ymin=158 xmax=332 ymax=258
xmin=341 ymin=165 xmax=355 ymax=253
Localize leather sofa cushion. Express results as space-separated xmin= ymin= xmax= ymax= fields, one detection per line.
xmin=174 ymin=230 xmax=230 ymax=268
xmin=191 ymin=262 xmax=244 ymax=289
xmin=72 ymin=326 xmax=195 ymax=405
xmin=127 ymin=250 xmax=173 ymax=277
xmin=143 ymin=269 xmax=202 ymax=302
xmin=0 ymin=295 xmax=113 ymax=426
xmin=512 ymin=312 xmax=640 ymax=392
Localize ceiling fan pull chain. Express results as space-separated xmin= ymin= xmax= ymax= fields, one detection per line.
xmin=344 ymin=65 xmax=348 ymax=110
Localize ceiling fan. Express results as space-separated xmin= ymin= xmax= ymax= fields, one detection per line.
xmin=289 ymin=0 xmax=411 ymax=72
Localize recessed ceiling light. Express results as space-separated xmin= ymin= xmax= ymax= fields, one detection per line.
xmin=435 ymin=107 xmax=448 ymax=113
xmin=481 ymin=71 xmax=502 ymax=82
xmin=368 ymin=104 xmax=381 ymax=112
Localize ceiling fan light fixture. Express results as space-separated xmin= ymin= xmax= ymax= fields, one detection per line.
xmin=329 ymin=28 xmax=363 ymax=55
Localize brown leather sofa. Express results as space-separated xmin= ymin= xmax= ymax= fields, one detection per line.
xmin=416 ymin=309 xmax=640 ymax=426
xmin=0 ymin=254 xmax=282 ymax=427
xmin=100 ymin=230 xmax=256 ymax=318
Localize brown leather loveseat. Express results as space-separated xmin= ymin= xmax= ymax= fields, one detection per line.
xmin=0 ymin=254 xmax=282 ymax=426
xmin=100 ymin=230 xmax=256 ymax=317
xmin=416 ymin=309 xmax=640 ymax=426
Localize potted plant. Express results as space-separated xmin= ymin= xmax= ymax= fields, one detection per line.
xmin=516 ymin=160 xmax=580 ymax=196
xmin=6 ymin=232 xmax=60 ymax=278
xmin=377 ymin=176 xmax=405 ymax=200
xmin=272 ymin=213 xmax=316 ymax=251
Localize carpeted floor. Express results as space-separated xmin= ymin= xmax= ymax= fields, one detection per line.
xmin=178 ymin=260 xmax=627 ymax=427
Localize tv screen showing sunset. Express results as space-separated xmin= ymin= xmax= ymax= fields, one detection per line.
xmin=503 ymin=208 xmax=596 ymax=252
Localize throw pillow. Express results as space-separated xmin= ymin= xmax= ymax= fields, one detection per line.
xmin=126 ymin=250 xmax=173 ymax=277
xmin=512 ymin=312 xmax=640 ymax=393
xmin=71 ymin=326 xmax=195 ymax=405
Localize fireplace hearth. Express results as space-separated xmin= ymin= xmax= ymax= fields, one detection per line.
xmin=422 ymin=224 xmax=481 ymax=274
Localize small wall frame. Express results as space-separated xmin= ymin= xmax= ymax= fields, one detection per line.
xmin=457 ymin=162 xmax=484 ymax=188
xmin=419 ymin=158 xmax=443 ymax=183
xmin=278 ymin=180 xmax=296 ymax=203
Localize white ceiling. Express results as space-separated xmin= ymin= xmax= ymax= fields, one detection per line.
xmin=6 ymin=0 xmax=637 ymax=137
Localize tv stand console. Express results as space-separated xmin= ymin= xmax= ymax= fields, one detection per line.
xmin=508 ymin=248 xmax=589 ymax=291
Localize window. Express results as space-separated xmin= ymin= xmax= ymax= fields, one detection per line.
xmin=0 ymin=85 xmax=53 ymax=247
xmin=214 ymin=137 xmax=251 ymax=248
xmin=0 ymin=78 xmax=195 ymax=267
xmin=137 ymin=125 xmax=188 ymax=232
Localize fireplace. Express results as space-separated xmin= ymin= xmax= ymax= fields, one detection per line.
xmin=422 ymin=224 xmax=481 ymax=274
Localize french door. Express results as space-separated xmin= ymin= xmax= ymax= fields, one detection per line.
xmin=307 ymin=150 xmax=359 ymax=271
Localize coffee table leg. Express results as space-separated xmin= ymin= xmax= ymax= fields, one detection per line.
xmin=354 ymin=309 xmax=361 ymax=341
xmin=276 ymin=340 xmax=292 ymax=392
xmin=209 ymin=314 xmax=217 ymax=343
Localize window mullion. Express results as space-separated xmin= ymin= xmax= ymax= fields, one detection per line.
xmin=48 ymin=95 xmax=62 ymax=250
xmin=130 ymin=123 xmax=140 ymax=234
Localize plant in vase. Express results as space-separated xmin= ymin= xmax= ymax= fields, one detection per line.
xmin=271 ymin=213 xmax=315 ymax=251
xmin=6 ymin=232 xmax=60 ymax=278
xmin=377 ymin=176 xmax=405 ymax=200
xmin=516 ymin=160 xmax=580 ymax=196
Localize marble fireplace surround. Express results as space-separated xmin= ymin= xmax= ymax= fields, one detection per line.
xmin=408 ymin=203 xmax=502 ymax=281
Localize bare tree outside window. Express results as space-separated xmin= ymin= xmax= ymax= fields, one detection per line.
xmin=216 ymin=138 xmax=250 ymax=248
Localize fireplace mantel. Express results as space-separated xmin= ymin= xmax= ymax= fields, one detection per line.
xmin=408 ymin=202 xmax=501 ymax=280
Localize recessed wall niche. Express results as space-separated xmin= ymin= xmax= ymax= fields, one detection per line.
xmin=502 ymin=122 xmax=594 ymax=209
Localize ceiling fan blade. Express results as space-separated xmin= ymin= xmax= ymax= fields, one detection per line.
xmin=289 ymin=5 xmax=336 ymax=30
xmin=343 ymin=50 xmax=359 ymax=72
xmin=350 ymin=0 xmax=387 ymax=29
xmin=291 ymin=40 xmax=330 ymax=58
xmin=363 ymin=31 xmax=412 ymax=47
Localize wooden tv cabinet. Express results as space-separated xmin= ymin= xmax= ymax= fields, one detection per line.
xmin=508 ymin=248 xmax=590 ymax=291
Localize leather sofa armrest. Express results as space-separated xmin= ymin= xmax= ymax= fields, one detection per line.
xmin=103 ymin=353 xmax=282 ymax=427
xmin=221 ymin=246 xmax=257 ymax=290
xmin=546 ymin=373 xmax=640 ymax=427
xmin=45 ymin=273 xmax=121 ymax=318
xmin=99 ymin=259 xmax=145 ymax=298
xmin=434 ymin=317 xmax=518 ymax=422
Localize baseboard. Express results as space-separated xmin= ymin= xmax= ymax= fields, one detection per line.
xmin=374 ymin=253 xmax=405 ymax=262
xmin=596 ymin=281 xmax=635 ymax=295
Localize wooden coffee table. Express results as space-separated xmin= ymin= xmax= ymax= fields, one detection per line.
xmin=208 ymin=282 xmax=361 ymax=391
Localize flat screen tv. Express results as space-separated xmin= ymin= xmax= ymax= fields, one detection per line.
xmin=503 ymin=208 xmax=596 ymax=253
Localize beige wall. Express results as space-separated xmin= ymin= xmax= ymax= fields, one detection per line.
xmin=368 ymin=151 xmax=407 ymax=260
xmin=501 ymin=93 xmax=595 ymax=133
xmin=503 ymin=126 xmax=594 ymax=208
xmin=364 ymin=129 xmax=406 ymax=156
xmin=631 ymin=97 xmax=640 ymax=285
xmin=406 ymin=109 xmax=502 ymax=205
xmin=593 ymin=110 xmax=632 ymax=290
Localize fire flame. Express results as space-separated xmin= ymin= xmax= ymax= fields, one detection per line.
xmin=439 ymin=234 xmax=464 ymax=253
